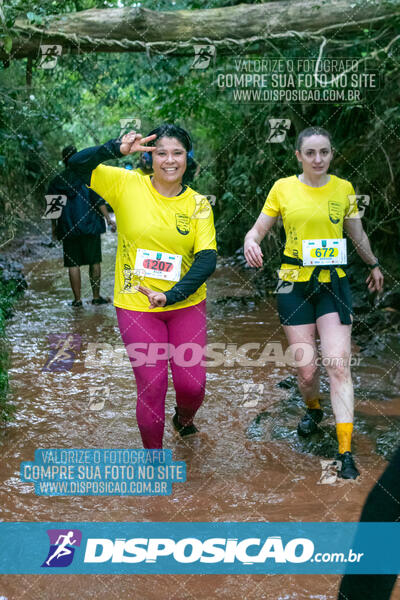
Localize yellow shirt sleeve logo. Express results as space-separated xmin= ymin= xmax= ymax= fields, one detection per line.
xmin=328 ymin=200 xmax=342 ymax=225
xmin=175 ymin=213 xmax=190 ymax=235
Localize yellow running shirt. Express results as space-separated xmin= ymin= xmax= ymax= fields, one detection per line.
xmin=89 ymin=165 xmax=217 ymax=312
xmin=262 ymin=174 xmax=359 ymax=282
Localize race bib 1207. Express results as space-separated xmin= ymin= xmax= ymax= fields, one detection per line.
xmin=134 ymin=248 xmax=182 ymax=282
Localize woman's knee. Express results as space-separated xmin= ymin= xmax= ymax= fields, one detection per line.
xmin=297 ymin=366 xmax=318 ymax=388
xmin=324 ymin=357 xmax=351 ymax=380
xmin=175 ymin=375 xmax=205 ymax=403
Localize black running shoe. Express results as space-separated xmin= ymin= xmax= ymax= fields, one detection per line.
xmin=337 ymin=451 xmax=360 ymax=480
xmin=172 ymin=410 xmax=198 ymax=438
xmin=92 ymin=296 xmax=111 ymax=305
xmin=297 ymin=408 xmax=323 ymax=437
xmin=70 ymin=300 xmax=83 ymax=307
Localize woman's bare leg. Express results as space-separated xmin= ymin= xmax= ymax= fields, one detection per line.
xmin=316 ymin=311 xmax=358 ymax=478
xmin=316 ymin=312 xmax=353 ymax=424
xmin=283 ymin=322 xmax=319 ymax=405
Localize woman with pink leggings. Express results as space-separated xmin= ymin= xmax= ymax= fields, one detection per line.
xmin=69 ymin=124 xmax=217 ymax=448
xmin=116 ymin=301 xmax=206 ymax=448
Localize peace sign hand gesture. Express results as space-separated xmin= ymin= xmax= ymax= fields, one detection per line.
xmin=137 ymin=285 xmax=167 ymax=310
xmin=119 ymin=131 xmax=157 ymax=156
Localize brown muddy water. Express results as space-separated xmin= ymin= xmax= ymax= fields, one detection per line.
xmin=1 ymin=233 xmax=400 ymax=599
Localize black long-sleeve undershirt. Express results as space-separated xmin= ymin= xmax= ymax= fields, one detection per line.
xmin=164 ymin=249 xmax=217 ymax=306
xmin=68 ymin=139 xmax=123 ymax=186
xmin=68 ymin=139 xmax=217 ymax=305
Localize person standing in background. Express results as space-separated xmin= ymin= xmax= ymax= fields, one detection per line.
xmin=48 ymin=145 xmax=116 ymax=307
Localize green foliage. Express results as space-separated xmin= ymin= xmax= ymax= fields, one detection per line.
xmin=0 ymin=277 xmax=23 ymax=424
xmin=0 ymin=1 xmax=399 ymax=265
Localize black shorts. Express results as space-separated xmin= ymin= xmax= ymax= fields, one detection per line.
xmin=277 ymin=278 xmax=353 ymax=326
xmin=63 ymin=234 xmax=102 ymax=267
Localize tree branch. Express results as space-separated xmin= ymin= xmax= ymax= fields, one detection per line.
xmin=1 ymin=0 xmax=399 ymax=60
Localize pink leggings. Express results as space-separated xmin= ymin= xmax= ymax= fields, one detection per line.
xmin=116 ymin=301 xmax=207 ymax=449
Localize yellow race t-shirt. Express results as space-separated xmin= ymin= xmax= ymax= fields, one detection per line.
xmin=262 ymin=174 xmax=359 ymax=282
xmin=89 ymin=165 xmax=217 ymax=312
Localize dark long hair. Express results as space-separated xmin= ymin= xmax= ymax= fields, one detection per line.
xmin=140 ymin=124 xmax=197 ymax=185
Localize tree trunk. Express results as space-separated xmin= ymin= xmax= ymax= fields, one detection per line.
xmin=3 ymin=0 xmax=400 ymax=60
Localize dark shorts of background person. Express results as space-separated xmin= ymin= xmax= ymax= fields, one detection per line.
xmin=277 ymin=278 xmax=353 ymax=326
xmin=62 ymin=234 xmax=102 ymax=267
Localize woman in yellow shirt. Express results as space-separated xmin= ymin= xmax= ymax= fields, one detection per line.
xmin=69 ymin=124 xmax=217 ymax=449
xmin=244 ymin=126 xmax=383 ymax=479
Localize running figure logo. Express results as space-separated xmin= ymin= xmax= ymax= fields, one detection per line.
xmin=242 ymin=383 xmax=264 ymax=408
xmin=266 ymin=119 xmax=291 ymax=143
xmin=42 ymin=333 xmax=82 ymax=372
xmin=191 ymin=194 xmax=216 ymax=219
xmin=42 ymin=529 xmax=82 ymax=568
xmin=191 ymin=45 xmax=216 ymax=69
xmin=275 ymin=268 xmax=299 ymax=294
xmin=347 ymin=194 xmax=370 ymax=219
xmin=42 ymin=194 xmax=67 ymax=220
xmin=119 ymin=117 xmax=141 ymax=138
xmin=39 ymin=45 xmax=62 ymax=69
xmin=121 ymin=265 xmax=145 ymax=294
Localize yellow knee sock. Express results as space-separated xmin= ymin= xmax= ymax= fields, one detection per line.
xmin=336 ymin=423 xmax=353 ymax=454
xmin=306 ymin=397 xmax=321 ymax=410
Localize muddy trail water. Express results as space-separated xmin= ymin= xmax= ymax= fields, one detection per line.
xmin=1 ymin=233 xmax=400 ymax=599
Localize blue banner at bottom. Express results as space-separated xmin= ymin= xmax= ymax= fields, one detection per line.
xmin=0 ymin=522 xmax=399 ymax=574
